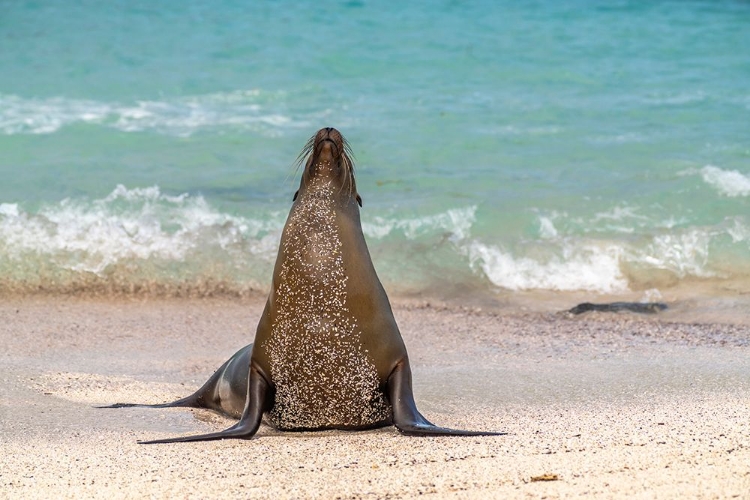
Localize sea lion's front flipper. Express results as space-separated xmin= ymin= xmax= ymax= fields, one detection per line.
xmin=139 ymin=364 xmax=271 ymax=444
xmin=388 ymin=359 xmax=505 ymax=437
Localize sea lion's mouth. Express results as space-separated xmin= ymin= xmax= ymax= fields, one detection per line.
xmin=319 ymin=137 xmax=339 ymax=153
xmin=312 ymin=138 xmax=341 ymax=166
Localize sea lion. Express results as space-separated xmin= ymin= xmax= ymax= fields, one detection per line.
xmin=102 ymin=127 xmax=502 ymax=443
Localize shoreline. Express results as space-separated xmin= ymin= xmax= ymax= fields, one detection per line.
xmin=2 ymin=296 xmax=749 ymax=498
xmin=4 ymin=279 xmax=750 ymax=325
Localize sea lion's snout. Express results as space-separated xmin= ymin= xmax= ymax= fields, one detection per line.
xmin=314 ymin=127 xmax=343 ymax=162
xmin=307 ymin=127 xmax=347 ymax=178
xmin=318 ymin=138 xmax=338 ymax=160
xmin=295 ymin=127 xmax=360 ymax=206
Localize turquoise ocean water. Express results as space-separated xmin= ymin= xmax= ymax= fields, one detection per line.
xmin=1 ymin=1 xmax=749 ymax=307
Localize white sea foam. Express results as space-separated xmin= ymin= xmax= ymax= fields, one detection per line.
xmin=699 ymin=165 xmax=750 ymax=197
xmin=635 ymin=229 xmax=715 ymax=278
xmin=362 ymin=206 xmax=477 ymax=241
xmin=0 ymin=203 xmax=20 ymax=217
xmin=538 ymin=216 xmax=558 ymax=239
xmin=466 ymin=241 xmax=628 ymax=293
xmin=727 ymin=218 xmax=750 ymax=243
xmin=0 ymin=92 xmax=316 ymax=136
xmin=0 ymin=185 xmax=283 ymax=275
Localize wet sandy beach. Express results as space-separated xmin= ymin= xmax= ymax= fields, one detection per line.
xmin=1 ymin=297 xmax=749 ymax=498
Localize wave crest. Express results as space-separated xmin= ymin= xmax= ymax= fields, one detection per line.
xmin=467 ymin=241 xmax=628 ymax=293
xmin=700 ymin=165 xmax=750 ymax=198
xmin=1 ymin=190 xmax=748 ymax=296
xmin=0 ymin=186 xmax=285 ymax=295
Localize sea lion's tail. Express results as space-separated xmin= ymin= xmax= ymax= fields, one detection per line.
xmin=96 ymin=393 xmax=202 ymax=410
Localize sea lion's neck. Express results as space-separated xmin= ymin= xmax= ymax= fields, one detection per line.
xmin=285 ymin=181 xmax=342 ymax=268
xmin=298 ymin=176 xmax=357 ymax=212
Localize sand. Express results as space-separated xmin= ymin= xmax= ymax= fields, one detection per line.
xmin=1 ymin=296 xmax=749 ymax=499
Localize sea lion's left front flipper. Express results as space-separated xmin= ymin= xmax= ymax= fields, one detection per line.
xmin=139 ymin=364 xmax=271 ymax=444
xmin=387 ymin=359 xmax=505 ymax=437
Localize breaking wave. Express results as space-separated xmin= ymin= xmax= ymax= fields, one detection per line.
xmin=466 ymin=241 xmax=628 ymax=293
xmin=1 ymin=186 xmax=748 ymax=296
xmin=699 ymin=165 xmax=750 ymax=198
xmin=465 ymin=213 xmax=750 ymax=294
xmin=0 ymin=185 xmax=284 ymax=295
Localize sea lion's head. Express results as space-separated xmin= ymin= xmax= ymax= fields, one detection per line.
xmin=295 ymin=127 xmax=361 ymax=207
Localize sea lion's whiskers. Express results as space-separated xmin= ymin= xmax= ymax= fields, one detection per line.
xmin=295 ymin=134 xmax=316 ymax=168
xmin=342 ymin=138 xmax=357 ymax=198
xmin=284 ymin=134 xmax=316 ymax=187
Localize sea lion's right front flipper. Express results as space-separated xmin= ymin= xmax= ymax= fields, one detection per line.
xmin=139 ymin=364 xmax=271 ymax=444
xmin=387 ymin=359 xmax=505 ymax=437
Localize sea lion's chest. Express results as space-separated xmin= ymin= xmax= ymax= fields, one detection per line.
xmin=263 ymin=189 xmax=390 ymax=430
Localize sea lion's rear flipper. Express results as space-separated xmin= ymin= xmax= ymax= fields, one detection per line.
xmin=388 ymin=360 xmax=505 ymax=437
xmin=138 ymin=364 xmax=271 ymax=444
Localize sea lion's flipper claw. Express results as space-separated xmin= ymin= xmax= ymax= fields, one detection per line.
xmin=388 ymin=359 xmax=505 ymax=437
xmin=139 ymin=364 xmax=271 ymax=444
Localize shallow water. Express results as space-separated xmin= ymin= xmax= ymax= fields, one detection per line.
xmin=1 ymin=1 xmax=749 ymax=313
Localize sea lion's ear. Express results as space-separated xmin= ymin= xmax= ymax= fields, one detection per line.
xmin=293 ymin=190 xmax=299 ymax=201
xmin=356 ymin=194 xmax=362 ymax=207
